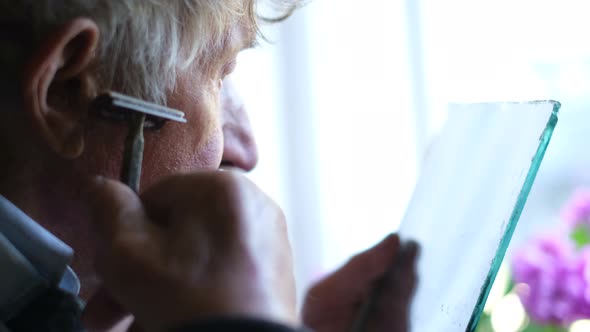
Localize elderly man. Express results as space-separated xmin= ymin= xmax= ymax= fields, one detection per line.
xmin=0 ymin=1 xmax=417 ymax=331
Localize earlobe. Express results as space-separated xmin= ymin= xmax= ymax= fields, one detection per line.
xmin=21 ymin=18 xmax=99 ymax=159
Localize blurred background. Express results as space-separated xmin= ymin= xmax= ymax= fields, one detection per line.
xmin=231 ymin=1 xmax=590 ymax=331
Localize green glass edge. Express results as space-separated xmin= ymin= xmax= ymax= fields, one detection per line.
xmin=465 ymin=101 xmax=561 ymax=332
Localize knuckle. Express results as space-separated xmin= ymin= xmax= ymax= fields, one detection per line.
xmin=209 ymin=171 xmax=248 ymax=200
xmin=94 ymin=236 xmax=133 ymax=278
xmin=106 ymin=234 xmax=138 ymax=264
xmin=208 ymin=171 xmax=273 ymax=216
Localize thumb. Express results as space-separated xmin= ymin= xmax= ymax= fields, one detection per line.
xmin=87 ymin=176 xmax=145 ymax=242
xmin=335 ymin=234 xmax=400 ymax=294
xmin=308 ymin=234 xmax=400 ymax=304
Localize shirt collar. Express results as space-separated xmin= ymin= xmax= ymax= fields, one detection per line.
xmin=0 ymin=195 xmax=74 ymax=284
xmin=0 ymin=195 xmax=80 ymax=320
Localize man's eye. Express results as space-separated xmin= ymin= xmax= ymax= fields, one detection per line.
xmin=221 ymin=59 xmax=237 ymax=78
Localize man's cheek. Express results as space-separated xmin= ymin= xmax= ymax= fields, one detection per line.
xmin=194 ymin=127 xmax=224 ymax=169
xmin=140 ymin=125 xmax=223 ymax=186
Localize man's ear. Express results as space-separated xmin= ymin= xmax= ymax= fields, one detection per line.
xmin=22 ymin=18 xmax=99 ymax=159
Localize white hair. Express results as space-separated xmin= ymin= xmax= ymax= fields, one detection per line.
xmin=1 ymin=0 xmax=269 ymax=104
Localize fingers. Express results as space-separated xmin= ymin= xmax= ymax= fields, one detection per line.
xmin=85 ymin=172 xmax=296 ymax=329
xmin=139 ymin=172 xmax=249 ymax=227
xmin=138 ymin=171 xmax=279 ymax=253
xmin=138 ymin=174 xmax=202 ymax=223
xmin=87 ymin=176 xmax=145 ymax=242
xmin=87 ymin=176 xmax=155 ymax=304
xmin=389 ymin=241 xmax=419 ymax=322
xmin=366 ymin=241 xmax=420 ymax=332
xmin=140 ymin=171 xmax=248 ymax=207
xmin=326 ymin=234 xmax=401 ymax=297
xmin=303 ymin=235 xmax=403 ymax=331
xmin=349 ymin=234 xmax=401 ymax=277
xmin=305 ymin=234 xmax=400 ymax=313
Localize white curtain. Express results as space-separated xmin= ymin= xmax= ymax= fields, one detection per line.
xmin=233 ymin=0 xmax=421 ymax=304
xmin=234 ymin=0 xmax=590 ymax=309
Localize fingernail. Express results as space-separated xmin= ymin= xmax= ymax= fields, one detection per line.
xmin=375 ymin=233 xmax=400 ymax=251
xmin=397 ymin=241 xmax=420 ymax=265
xmin=385 ymin=233 xmax=400 ymax=244
xmin=406 ymin=241 xmax=419 ymax=257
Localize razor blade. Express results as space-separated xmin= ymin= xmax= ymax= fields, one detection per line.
xmin=91 ymin=91 xmax=187 ymax=130
xmin=90 ymin=91 xmax=187 ymax=192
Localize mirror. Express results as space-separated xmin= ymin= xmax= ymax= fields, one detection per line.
xmin=398 ymin=101 xmax=560 ymax=332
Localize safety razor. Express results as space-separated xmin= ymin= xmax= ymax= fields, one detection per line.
xmin=90 ymin=91 xmax=187 ymax=192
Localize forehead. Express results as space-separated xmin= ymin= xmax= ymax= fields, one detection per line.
xmin=192 ymin=13 xmax=259 ymax=73
xmin=222 ymin=19 xmax=258 ymax=55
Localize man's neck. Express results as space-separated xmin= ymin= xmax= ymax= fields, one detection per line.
xmin=0 ymin=171 xmax=99 ymax=300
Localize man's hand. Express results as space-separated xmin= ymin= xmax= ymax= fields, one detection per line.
xmin=87 ymin=172 xmax=297 ymax=332
xmin=302 ymin=235 xmax=418 ymax=332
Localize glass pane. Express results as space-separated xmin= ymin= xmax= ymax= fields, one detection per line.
xmin=399 ymin=101 xmax=560 ymax=332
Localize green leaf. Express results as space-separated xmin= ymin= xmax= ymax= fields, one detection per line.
xmin=474 ymin=312 xmax=494 ymax=332
xmin=571 ymin=224 xmax=590 ymax=249
xmin=521 ymin=322 xmax=568 ymax=332
xmin=505 ymin=278 xmax=516 ymax=295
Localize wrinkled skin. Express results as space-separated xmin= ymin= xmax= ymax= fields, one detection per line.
xmin=1 ymin=13 xmax=419 ymax=332
xmin=303 ymin=239 xmax=418 ymax=332
xmin=84 ymin=173 xmax=297 ymax=332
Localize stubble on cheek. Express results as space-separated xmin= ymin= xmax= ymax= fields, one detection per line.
xmin=192 ymin=88 xmax=224 ymax=169
xmin=139 ymin=82 xmax=224 ymax=184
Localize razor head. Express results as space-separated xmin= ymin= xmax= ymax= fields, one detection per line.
xmin=90 ymin=91 xmax=187 ymax=130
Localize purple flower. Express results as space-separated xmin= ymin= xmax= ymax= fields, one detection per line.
xmin=561 ymin=188 xmax=590 ymax=228
xmin=511 ymin=234 xmax=590 ymax=325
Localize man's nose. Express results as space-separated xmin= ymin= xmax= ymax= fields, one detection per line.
xmin=220 ymin=78 xmax=259 ymax=172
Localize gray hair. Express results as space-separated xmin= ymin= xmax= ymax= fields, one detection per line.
xmin=1 ymin=0 xmax=299 ymax=104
